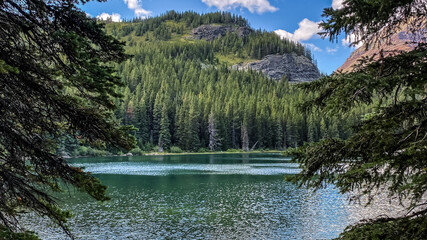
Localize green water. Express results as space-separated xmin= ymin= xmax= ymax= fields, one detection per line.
xmin=22 ymin=153 xmax=364 ymax=239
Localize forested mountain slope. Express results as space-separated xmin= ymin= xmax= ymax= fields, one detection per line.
xmin=97 ymin=11 xmax=369 ymax=153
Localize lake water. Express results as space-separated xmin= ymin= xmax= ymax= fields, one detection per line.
xmin=21 ymin=153 xmax=398 ymax=239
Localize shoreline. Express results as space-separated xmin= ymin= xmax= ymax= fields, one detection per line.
xmin=66 ymin=150 xmax=283 ymax=159
xmin=143 ymin=150 xmax=282 ymax=156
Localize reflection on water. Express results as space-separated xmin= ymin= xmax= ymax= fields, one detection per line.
xmin=20 ymin=153 xmax=404 ymax=239
xmin=70 ymin=154 xmax=300 ymax=176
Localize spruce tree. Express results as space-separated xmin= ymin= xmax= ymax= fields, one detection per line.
xmin=307 ymin=116 xmax=317 ymax=143
xmin=241 ymin=120 xmax=249 ymax=152
xmin=152 ymin=92 xmax=163 ymax=145
xmin=158 ymin=104 xmax=171 ymax=152
xmin=208 ymin=111 xmax=221 ymax=151
xmin=286 ymin=0 xmax=427 ymax=238
xmin=0 ymin=0 xmax=135 ymax=238
xmin=187 ymin=97 xmax=200 ymax=151
xmin=135 ymin=99 xmax=150 ymax=147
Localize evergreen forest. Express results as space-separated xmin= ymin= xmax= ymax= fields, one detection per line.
xmin=2 ymin=1 xmax=425 ymax=239
xmin=78 ymin=11 xmax=371 ymax=154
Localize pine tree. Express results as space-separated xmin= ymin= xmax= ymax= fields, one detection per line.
xmin=152 ymin=92 xmax=163 ymax=144
xmin=208 ymin=111 xmax=221 ymax=151
xmin=174 ymin=104 xmax=186 ymax=149
xmin=274 ymin=115 xmax=284 ymax=149
xmin=328 ymin=120 xmax=339 ymax=139
xmin=158 ymin=104 xmax=171 ymax=152
xmin=307 ymin=116 xmax=317 ymax=143
xmin=241 ymin=120 xmax=249 ymax=152
xmin=286 ymin=117 xmax=299 ymax=148
xmin=135 ymin=99 xmax=150 ymax=146
xmin=287 ymin=0 xmax=427 ymax=238
xmin=319 ymin=117 xmax=329 ymax=139
xmin=0 ymin=0 xmax=135 ymax=238
xmin=183 ymin=97 xmax=200 ymax=151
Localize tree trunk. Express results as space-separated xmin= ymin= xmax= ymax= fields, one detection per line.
xmin=241 ymin=124 xmax=249 ymax=152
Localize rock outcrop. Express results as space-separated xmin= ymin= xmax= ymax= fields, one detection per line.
xmin=236 ymin=26 xmax=254 ymax=37
xmin=191 ymin=25 xmax=253 ymax=41
xmin=233 ymin=53 xmax=321 ymax=82
xmin=337 ymin=26 xmax=425 ymax=72
xmin=191 ymin=24 xmax=320 ymax=82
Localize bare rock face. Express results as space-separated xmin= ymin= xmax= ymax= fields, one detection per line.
xmin=191 ymin=25 xmax=253 ymax=41
xmin=191 ymin=25 xmax=319 ymax=82
xmin=233 ymin=53 xmax=321 ymax=82
xmin=337 ymin=26 xmax=426 ymax=72
xmin=236 ymin=26 xmax=254 ymax=37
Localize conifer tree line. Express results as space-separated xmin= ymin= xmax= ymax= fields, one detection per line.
xmin=115 ymin=52 xmax=366 ymax=152
xmin=108 ymin=11 xmax=313 ymax=61
xmin=102 ymin=11 xmax=370 ymax=152
xmin=128 ymin=10 xmax=248 ymax=31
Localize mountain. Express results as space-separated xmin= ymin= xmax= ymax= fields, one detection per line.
xmin=107 ymin=11 xmax=319 ymax=82
xmin=78 ymin=11 xmax=364 ymax=154
xmin=189 ymin=24 xmax=320 ymax=82
xmin=337 ymin=27 xmax=424 ymax=72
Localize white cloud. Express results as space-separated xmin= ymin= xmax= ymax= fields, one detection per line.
xmin=274 ymin=29 xmax=294 ymax=40
xmin=201 ymin=0 xmax=278 ymax=14
xmin=342 ymin=33 xmax=364 ymax=48
xmin=124 ymin=0 xmax=152 ymax=18
xmin=274 ymin=19 xmax=322 ymax=52
xmin=293 ymin=19 xmax=322 ymax=41
xmin=332 ymin=0 xmax=344 ymax=9
xmin=274 ymin=18 xmax=321 ymax=42
xmin=305 ymin=43 xmax=322 ymax=52
xmin=326 ymin=47 xmax=339 ymax=53
xmin=96 ymin=13 xmax=121 ymax=22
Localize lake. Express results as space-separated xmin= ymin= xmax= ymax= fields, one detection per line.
xmin=21 ymin=153 xmax=395 ymax=239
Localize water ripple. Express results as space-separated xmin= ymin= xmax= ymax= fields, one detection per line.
xmin=72 ymin=162 xmax=301 ymax=176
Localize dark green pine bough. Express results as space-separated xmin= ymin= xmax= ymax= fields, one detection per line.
xmin=286 ymin=0 xmax=427 ymax=239
xmin=0 ymin=0 xmax=135 ymax=239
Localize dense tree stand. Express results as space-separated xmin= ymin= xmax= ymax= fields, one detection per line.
xmin=286 ymin=0 xmax=427 ymax=239
xmin=0 ymin=0 xmax=135 ymax=238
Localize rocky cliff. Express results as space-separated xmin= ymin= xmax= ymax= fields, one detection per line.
xmin=191 ymin=24 xmax=253 ymax=41
xmin=233 ymin=53 xmax=321 ymax=82
xmin=338 ymin=28 xmax=425 ymax=72
xmin=191 ymin=24 xmax=321 ymax=82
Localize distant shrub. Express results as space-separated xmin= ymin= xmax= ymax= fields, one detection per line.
xmin=197 ymin=148 xmax=208 ymax=153
xmin=226 ymin=148 xmax=242 ymax=153
xmin=139 ymin=143 xmax=154 ymax=152
xmin=130 ymin=147 xmax=143 ymax=155
xmin=88 ymin=148 xmax=109 ymax=157
xmin=71 ymin=146 xmax=87 ymax=156
xmin=170 ymin=146 xmax=183 ymax=153
xmin=71 ymin=146 xmax=110 ymax=157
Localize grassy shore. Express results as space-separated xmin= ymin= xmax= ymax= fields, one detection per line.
xmin=143 ymin=150 xmax=282 ymax=156
xmin=66 ymin=149 xmax=283 ymax=158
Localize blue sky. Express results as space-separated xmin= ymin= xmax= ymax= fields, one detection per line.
xmin=81 ymin=0 xmax=356 ymax=74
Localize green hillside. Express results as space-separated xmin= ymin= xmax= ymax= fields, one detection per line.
xmin=73 ymin=11 xmax=370 ymax=154
xmin=104 ymin=11 xmax=312 ymax=65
